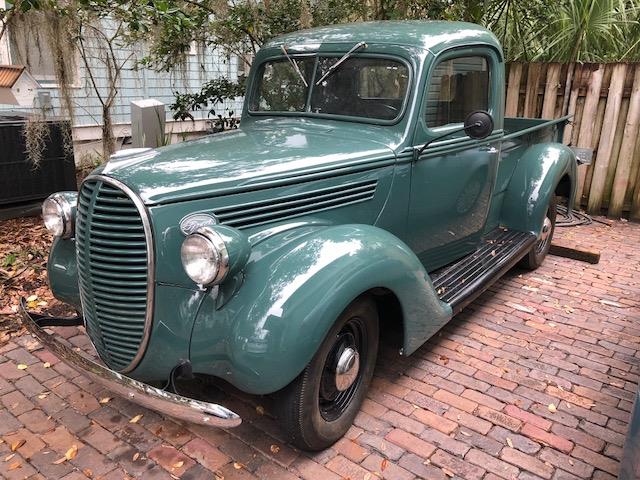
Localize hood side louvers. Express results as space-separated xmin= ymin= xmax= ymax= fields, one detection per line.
xmin=215 ymin=180 xmax=377 ymax=229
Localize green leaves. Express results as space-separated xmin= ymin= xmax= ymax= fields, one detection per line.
xmin=1 ymin=253 xmax=16 ymax=268
xmin=484 ymin=0 xmax=640 ymax=62
xmin=170 ymin=76 xmax=246 ymax=122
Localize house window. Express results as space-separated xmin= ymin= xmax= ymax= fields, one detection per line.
xmin=8 ymin=12 xmax=71 ymax=85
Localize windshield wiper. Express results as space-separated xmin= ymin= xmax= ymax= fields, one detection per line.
xmin=281 ymin=44 xmax=308 ymax=88
xmin=315 ymin=41 xmax=367 ymax=86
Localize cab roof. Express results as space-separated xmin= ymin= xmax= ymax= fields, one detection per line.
xmin=265 ymin=21 xmax=502 ymax=57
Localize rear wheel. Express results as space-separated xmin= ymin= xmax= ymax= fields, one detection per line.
xmin=277 ymin=296 xmax=379 ymax=451
xmin=520 ymin=194 xmax=557 ymax=270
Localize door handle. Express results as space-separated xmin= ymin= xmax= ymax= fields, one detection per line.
xmin=481 ymin=146 xmax=498 ymax=154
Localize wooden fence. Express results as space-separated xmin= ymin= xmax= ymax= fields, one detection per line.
xmin=505 ymin=62 xmax=640 ymax=220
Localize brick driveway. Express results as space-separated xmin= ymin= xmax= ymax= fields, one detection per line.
xmin=0 ymin=219 xmax=638 ymax=480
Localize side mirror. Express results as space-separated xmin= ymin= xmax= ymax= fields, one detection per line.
xmin=416 ymin=110 xmax=495 ymax=156
xmin=464 ymin=111 xmax=494 ymax=139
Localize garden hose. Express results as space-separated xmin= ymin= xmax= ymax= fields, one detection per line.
xmin=556 ymin=205 xmax=593 ymax=227
xmin=556 ymin=205 xmax=611 ymax=227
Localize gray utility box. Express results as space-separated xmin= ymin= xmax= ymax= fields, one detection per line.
xmin=131 ymin=99 xmax=165 ymax=148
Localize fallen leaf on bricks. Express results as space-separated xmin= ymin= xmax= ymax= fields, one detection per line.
xmin=172 ymin=461 xmax=183 ymax=469
xmin=43 ymin=362 xmax=51 ymax=368
xmin=599 ymin=299 xmax=622 ymax=307
xmin=129 ymin=414 xmax=143 ymax=424
xmin=10 ymin=439 xmax=25 ymax=452
xmin=65 ymin=445 xmax=78 ymax=460
xmin=381 ymin=458 xmax=388 ymax=471
xmin=233 ymin=462 xmax=243 ymax=470
xmin=256 ymin=405 xmax=265 ymax=415
xmin=506 ymin=438 xmax=514 ymax=448
xmin=16 ymin=364 xmax=27 ymax=370
xmin=132 ymin=452 xmax=140 ymax=461
xmin=270 ymin=444 xmax=280 ymax=454
xmin=8 ymin=461 xmax=21 ymax=471
xmin=506 ymin=302 xmax=536 ymax=313
xmin=4 ymin=453 xmax=15 ymax=462
xmin=548 ymin=403 xmax=557 ymax=413
xmin=99 ymin=397 xmax=112 ymax=404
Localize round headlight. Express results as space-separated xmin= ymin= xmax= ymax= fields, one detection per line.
xmin=42 ymin=194 xmax=74 ymax=238
xmin=180 ymin=228 xmax=229 ymax=286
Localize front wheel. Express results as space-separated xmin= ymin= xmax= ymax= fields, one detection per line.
xmin=277 ymin=296 xmax=379 ymax=451
xmin=520 ymin=194 xmax=557 ymax=270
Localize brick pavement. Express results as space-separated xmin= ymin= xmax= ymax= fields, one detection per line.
xmin=0 ymin=219 xmax=638 ymax=479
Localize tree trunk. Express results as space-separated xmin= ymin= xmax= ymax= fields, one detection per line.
xmin=101 ymin=104 xmax=115 ymax=159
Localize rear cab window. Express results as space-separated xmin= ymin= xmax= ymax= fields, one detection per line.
xmin=425 ymin=56 xmax=489 ymax=128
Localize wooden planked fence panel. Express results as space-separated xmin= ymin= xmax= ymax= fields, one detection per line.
xmin=609 ymin=65 xmax=640 ymax=217
xmin=505 ymin=61 xmax=640 ymax=219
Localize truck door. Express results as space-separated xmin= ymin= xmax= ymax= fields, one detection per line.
xmin=408 ymin=48 xmax=503 ymax=271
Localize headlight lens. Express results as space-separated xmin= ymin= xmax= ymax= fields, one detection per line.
xmin=42 ymin=194 xmax=74 ymax=238
xmin=180 ymin=228 xmax=229 ymax=286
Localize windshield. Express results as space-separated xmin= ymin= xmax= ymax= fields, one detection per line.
xmin=249 ymin=55 xmax=409 ymax=121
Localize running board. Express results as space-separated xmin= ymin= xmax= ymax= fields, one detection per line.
xmin=431 ymin=228 xmax=536 ymax=314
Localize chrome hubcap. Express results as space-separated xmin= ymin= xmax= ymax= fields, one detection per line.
xmin=335 ymin=347 xmax=360 ymax=391
xmin=536 ymin=216 xmax=552 ymax=253
xmin=319 ymin=317 xmax=367 ymax=421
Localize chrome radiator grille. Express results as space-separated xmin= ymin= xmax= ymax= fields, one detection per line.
xmin=76 ymin=176 xmax=153 ymax=372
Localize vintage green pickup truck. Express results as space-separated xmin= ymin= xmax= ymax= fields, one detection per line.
xmin=23 ymin=21 xmax=577 ymax=450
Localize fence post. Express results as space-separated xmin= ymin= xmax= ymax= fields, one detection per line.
xmin=587 ymin=63 xmax=627 ymax=214
xmin=524 ymin=63 xmax=542 ymax=117
xmin=609 ymin=65 xmax=640 ymax=218
xmin=562 ymin=64 xmax=582 ymax=145
xmin=542 ymin=64 xmax=561 ymax=119
xmin=505 ymin=63 xmax=522 ymax=117
xmin=575 ymin=66 xmax=604 ymax=208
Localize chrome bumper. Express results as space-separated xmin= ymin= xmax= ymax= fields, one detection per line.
xmin=19 ymin=300 xmax=241 ymax=428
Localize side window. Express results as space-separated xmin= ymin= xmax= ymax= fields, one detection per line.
xmin=425 ymin=56 xmax=489 ymax=128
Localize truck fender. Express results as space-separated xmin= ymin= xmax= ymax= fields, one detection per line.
xmin=501 ymin=143 xmax=576 ymax=235
xmin=189 ymin=223 xmax=451 ymax=395
xmin=48 ymin=237 xmax=81 ymax=309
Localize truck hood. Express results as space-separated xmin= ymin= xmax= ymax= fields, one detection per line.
xmin=100 ymin=119 xmax=399 ymax=205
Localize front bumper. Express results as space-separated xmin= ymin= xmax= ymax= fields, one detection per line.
xmin=19 ymin=300 xmax=241 ymax=428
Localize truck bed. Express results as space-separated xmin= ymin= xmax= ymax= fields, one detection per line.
xmin=503 ymin=115 xmax=571 ymax=143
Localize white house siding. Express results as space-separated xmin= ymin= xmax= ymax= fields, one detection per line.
xmin=0 ymin=18 xmax=244 ymax=134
